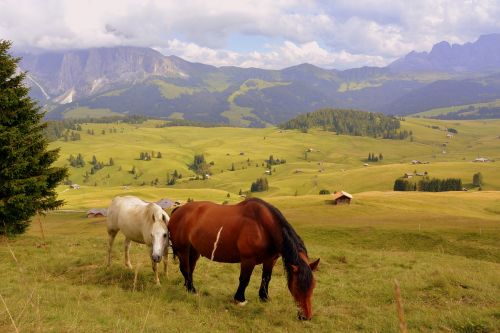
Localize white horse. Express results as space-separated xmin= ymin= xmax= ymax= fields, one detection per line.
xmin=107 ymin=196 xmax=170 ymax=285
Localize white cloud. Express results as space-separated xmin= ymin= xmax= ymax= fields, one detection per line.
xmin=1 ymin=0 xmax=499 ymax=69
xmin=158 ymin=39 xmax=387 ymax=69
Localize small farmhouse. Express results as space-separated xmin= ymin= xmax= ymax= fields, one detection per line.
xmin=87 ymin=208 xmax=107 ymax=218
xmin=473 ymin=157 xmax=490 ymax=163
xmin=156 ymin=198 xmax=174 ymax=210
xmin=70 ymin=184 xmax=80 ymax=189
xmin=332 ymin=191 xmax=353 ymax=205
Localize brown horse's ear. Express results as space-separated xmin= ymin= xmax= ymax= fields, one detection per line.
xmin=309 ymin=258 xmax=320 ymax=271
xmin=291 ymin=265 xmax=299 ymax=273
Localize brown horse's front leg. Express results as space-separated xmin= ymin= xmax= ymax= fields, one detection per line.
xmin=259 ymin=257 xmax=278 ymax=301
xmin=234 ymin=260 xmax=255 ymax=305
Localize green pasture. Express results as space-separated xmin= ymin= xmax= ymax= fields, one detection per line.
xmin=50 ymin=118 xmax=500 ymax=195
xmin=413 ymin=99 xmax=500 ymax=117
xmin=62 ymin=107 xmax=123 ymax=119
xmin=1 ymin=117 xmax=499 ymax=331
xmin=1 ymin=192 xmax=499 ymax=332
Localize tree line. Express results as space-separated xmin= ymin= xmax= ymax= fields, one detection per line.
xmin=279 ymin=108 xmax=410 ymax=139
xmin=251 ymin=178 xmax=269 ymax=192
xmin=367 ymin=153 xmax=383 ymax=162
xmin=43 ymin=115 xmax=148 ymax=141
xmin=156 ymin=119 xmax=235 ymax=128
xmin=394 ymin=178 xmax=463 ymax=192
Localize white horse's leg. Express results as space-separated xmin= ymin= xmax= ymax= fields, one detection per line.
xmin=152 ymin=261 xmax=160 ymax=285
xmin=163 ymin=247 xmax=168 ymax=277
xmin=124 ymin=238 xmax=133 ymax=269
xmin=107 ymin=229 xmax=118 ymax=267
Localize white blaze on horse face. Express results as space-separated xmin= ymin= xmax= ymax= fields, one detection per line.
xmin=151 ymin=218 xmax=168 ymax=262
xmin=210 ymin=226 xmax=224 ymax=261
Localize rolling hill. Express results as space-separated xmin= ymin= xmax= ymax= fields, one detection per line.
xmin=18 ymin=34 xmax=500 ymax=124
xmin=49 ymin=117 xmax=500 ymax=197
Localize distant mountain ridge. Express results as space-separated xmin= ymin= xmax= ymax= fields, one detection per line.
xmin=389 ymin=34 xmax=500 ymax=73
xmin=18 ymin=33 xmax=500 ymax=124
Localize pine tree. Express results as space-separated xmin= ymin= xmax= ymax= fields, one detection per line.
xmin=472 ymin=172 xmax=483 ymax=187
xmin=0 ymin=40 xmax=67 ymax=235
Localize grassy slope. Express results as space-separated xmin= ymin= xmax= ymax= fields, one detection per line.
xmin=413 ymin=99 xmax=500 ymax=117
xmin=63 ymin=107 xmax=122 ymax=119
xmin=52 ymin=118 xmax=500 ymax=196
xmin=221 ymin=79 xmax=289 ymax=126
xmin=1 ymin=192 xmax=499 ymax=332
xmin=1 ymin=118 xmax=499 ymax=332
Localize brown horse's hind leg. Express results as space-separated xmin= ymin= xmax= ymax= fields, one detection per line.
xmin=259 ymin=257 xmax=278 ymax=301
xmin=178 ymin=248 xmax=197 ymax=293
xmin=234 ymin=260 xmax=256 ymax=304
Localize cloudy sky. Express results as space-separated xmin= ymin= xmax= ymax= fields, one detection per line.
xmin=1 ymin=0 xmax=499 ymax=69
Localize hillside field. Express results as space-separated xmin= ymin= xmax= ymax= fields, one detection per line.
xmin=49 ymin=117 xmax=500 ymax=196
xmin=1 ymin=117 xmax=499 ymax=332
xmin=1 ymin=191 xmax=499 ymax=332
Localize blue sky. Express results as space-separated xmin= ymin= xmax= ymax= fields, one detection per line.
xmin=1 ymin=0 xmax=499 ymax=69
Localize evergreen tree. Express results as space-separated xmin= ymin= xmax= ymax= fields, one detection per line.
xmin=0 ymin=41 xmax=67 ymax=235
xmin=250 ymin=178 xmax=269 ymax=192
xmin=76 ymin=153 xmax=85 ymax=167
xmin=190 ymin=154 xmax=210 ymax=175
xmin=472 ymin=172 xmax=483 ymax=187
xmin=109 ymin=158 xmax=114 ymax=166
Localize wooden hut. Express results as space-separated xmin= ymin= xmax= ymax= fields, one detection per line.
xmin=156 ymin=198 xmax=174 ymax=210
xmin=86 ymin=208 xmax=107 ymax=218
xmin=332 ymin=191 xmax=353 ymax=205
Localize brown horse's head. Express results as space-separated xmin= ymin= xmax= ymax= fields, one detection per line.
xmin=288 ymin=255 xmax=320 ymax=320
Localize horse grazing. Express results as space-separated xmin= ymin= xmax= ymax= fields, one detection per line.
xmin=168 ymin=198 xmax=319 ymax=320
xmin=107 ymin=196 xmax=170 ymax=285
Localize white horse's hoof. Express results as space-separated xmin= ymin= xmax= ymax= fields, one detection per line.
xmin=235 ymin=300 xmax=248 ymax=306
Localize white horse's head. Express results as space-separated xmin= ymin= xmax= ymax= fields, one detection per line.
xmin=147 ymin=203 xmax=170 ymax=263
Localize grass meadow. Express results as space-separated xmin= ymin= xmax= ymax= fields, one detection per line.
xmin=1 ymin=117 xmax=499 ymax=332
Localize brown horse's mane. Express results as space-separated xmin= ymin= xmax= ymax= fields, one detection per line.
xmin=245 ymin=198 xmax=313 ymax=293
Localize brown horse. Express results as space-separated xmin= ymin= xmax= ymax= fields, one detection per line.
xmin=168 ymin=198 xmax=319 ymax=320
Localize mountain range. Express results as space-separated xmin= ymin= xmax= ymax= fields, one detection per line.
xmin=18 ymin=33 xmax=500 ymax=125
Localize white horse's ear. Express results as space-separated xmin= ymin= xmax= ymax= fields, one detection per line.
xmin=152 ymin=213 xmax=155 ymax=221
xmin=162 ymin=214 xmax=167 ymax=223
